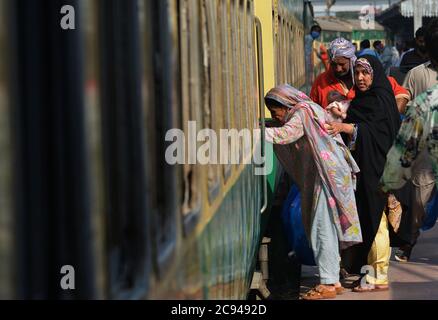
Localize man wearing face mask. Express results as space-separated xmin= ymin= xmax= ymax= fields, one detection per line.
xmin=305 ymin=25 xmax=322 ymax=94
xmin=399 ymin=27 xmax=429 ymax=73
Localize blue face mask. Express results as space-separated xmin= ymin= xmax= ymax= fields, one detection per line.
xmin=311 ymin=31 xmax=320 ymax=40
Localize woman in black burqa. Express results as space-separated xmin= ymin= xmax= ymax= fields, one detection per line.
xmin=327 ymin=54 xmax=401 ymax=291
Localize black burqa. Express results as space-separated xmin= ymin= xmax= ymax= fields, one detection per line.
xmin=343 ymin=55 xmax=401 ymax=273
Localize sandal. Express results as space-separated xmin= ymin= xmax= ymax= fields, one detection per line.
xmin=353 ymin=284 xmax=389 ymax=293
xmin=335 ymin=286 xmax=346 ymax=295
xmin=302 ymin=285 xmax=337 ymax=300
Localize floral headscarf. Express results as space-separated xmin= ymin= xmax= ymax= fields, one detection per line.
xmin=329 ymin=37 xmax=358 ymax=84
xmin=264 ymin=84 xmax=312 ymax=108
xmin=265 ymin=85 xmax=363 ymax=248
xmin=355 ymin=57 xmax=374 ymax=77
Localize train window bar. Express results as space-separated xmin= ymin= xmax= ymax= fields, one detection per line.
xmin=248 ymin=0 xmax=258 ymax=133
xmin=80 ymin=0 xmax=108 ymax=299
xmin=220 ymin=0 xmax=233 ymax=182
xmin=148 ymin=0 xmax=179 ymax=274
xmin=179 ymin=0 xmax=202 ymax=236
xmin=203 ymin=0 xmax=221 ymax=204
xmin=231 ymin=0 xmax=242 ymax=165
xmin=99 ymin=0 xmax=150 ymax=298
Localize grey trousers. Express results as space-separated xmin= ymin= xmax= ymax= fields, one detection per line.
xmin=394 ymin=180 xmax=436 ymax=246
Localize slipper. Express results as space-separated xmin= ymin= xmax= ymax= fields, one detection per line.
xmin=301 ymin=285 xmax=337 ymax=300
xmin=335 ymin=286 xmax=346 ymax=295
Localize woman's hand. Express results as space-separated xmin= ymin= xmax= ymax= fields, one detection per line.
xmin=325 ymin=122 xmax=345 ymax=136
xmin=325 ymin=122 xmax=354 ymax=136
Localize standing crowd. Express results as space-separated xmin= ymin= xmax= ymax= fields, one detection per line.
xmin=265 ymin=20 xmax=438 ymax=300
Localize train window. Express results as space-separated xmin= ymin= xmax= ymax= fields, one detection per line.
xmin=220 ymin=0 xmax=232 ymax=181
xmin=245 ymin=1 xmax=258 ymax=155
xmin=247 ymin=0 xmax=258 ymax=132
xmin=239 ymin=0 xmax=249 ymax=135
xmin=275 ymin=14 xmax=279 ymax=84
xmin=82 ymin=0 xmax=107 ymax=299
xmin=242 ymin=0 xmax=255 ymax=166
xmin=203 ymin=0 xmax=221 ymax=203
xmin=246 ymin=0 xmax=256 ymax=133
xmin=274 ymin=16 xmax=282 ymax=84
xmin=282 ymin=19 xmax=287 ymax=83
xmin=143 ymin=0 xmax=179 ymax=276
xmin=231 ymin=0 xmax=243 ymax=164
xmin=296 ymin=25 xmax=300 ymax=85
xmin=298 ymin=26 xmax=305 ymax=86
xmin=179 ymin=0 xmax=202 ymax=234
xmin=246 ymin=0 xmax=252 ymax=132
xmin=291 ymin=23 xmax=296 ymax=84
xmin=99 ymin=0 xmax=151 ymax=298
xmin=0 ymin=0 xmax=13 ymax=299
xmin=235 ymin=0 xmax=243 ymax=138
xmin=278 ymin=17 xmax=283 ymax=84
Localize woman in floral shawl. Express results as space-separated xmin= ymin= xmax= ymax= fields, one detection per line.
xmin=264 ymin=84 xmax=362 ymax=300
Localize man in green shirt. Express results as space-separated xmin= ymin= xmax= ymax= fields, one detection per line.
xmin=381 ymin=19 xmax=438 ymax=262
xmin=381 ymin=70 xmax=438 ymax=263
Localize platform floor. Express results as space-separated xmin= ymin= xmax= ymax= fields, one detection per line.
xmin=300 ymin=221 xmax=438 ymax=300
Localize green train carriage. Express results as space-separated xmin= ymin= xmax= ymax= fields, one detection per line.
xmin=0 ymin=0 xmax=310 ymax=299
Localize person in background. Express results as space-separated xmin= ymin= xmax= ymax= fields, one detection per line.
xmin=380 ymin=85 xmax=438 ymax=262
xmin=305 ymin=25 xmax=322 ymax=94
xmin=311 ymin=38 xmax=409 ymax=112
xmin=373 ymin=40 xmax=396 ymax=75
xmin=399 ymin=27 xmax=429 ymax=73
xmin=310 ymin=38 xmax=357 ymax=108
xmin=384 ymin=18 xmax=438 ymax=263
xmin=264 ymin=84 xmax=362 ymax=300
xmin=403 ymin=24 xmax=438 ymax=101
xmin=398 ymin=36 xmax=437 ymax=114
xmin=395 ymin=39 xmax=414 ymax=67
xmin=357 ymin=39 xmax=379 ymax=58
xmin=390 ymin=46 xmax=400 ymax=70
xmin=395 ymin=40 xmax=404 ymax=57
xmin=319 ymin=43 xmax=330 ymax=71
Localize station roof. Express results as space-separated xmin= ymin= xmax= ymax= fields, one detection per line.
xmin=315 ymin=16 xmax=352 ymax=32
xmin=401 ymin=0 xmax=438 ymax=17
xmin=315 ymin=16 xmax=384 ymax=32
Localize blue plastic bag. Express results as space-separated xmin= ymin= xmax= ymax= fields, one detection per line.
xmin=281 ymin=185 xmax=316 ymax=266
xmin=281 ymin=184 xmax=299 ymax=251
xmin=421 ymin=192 xmax=438 ymax=231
